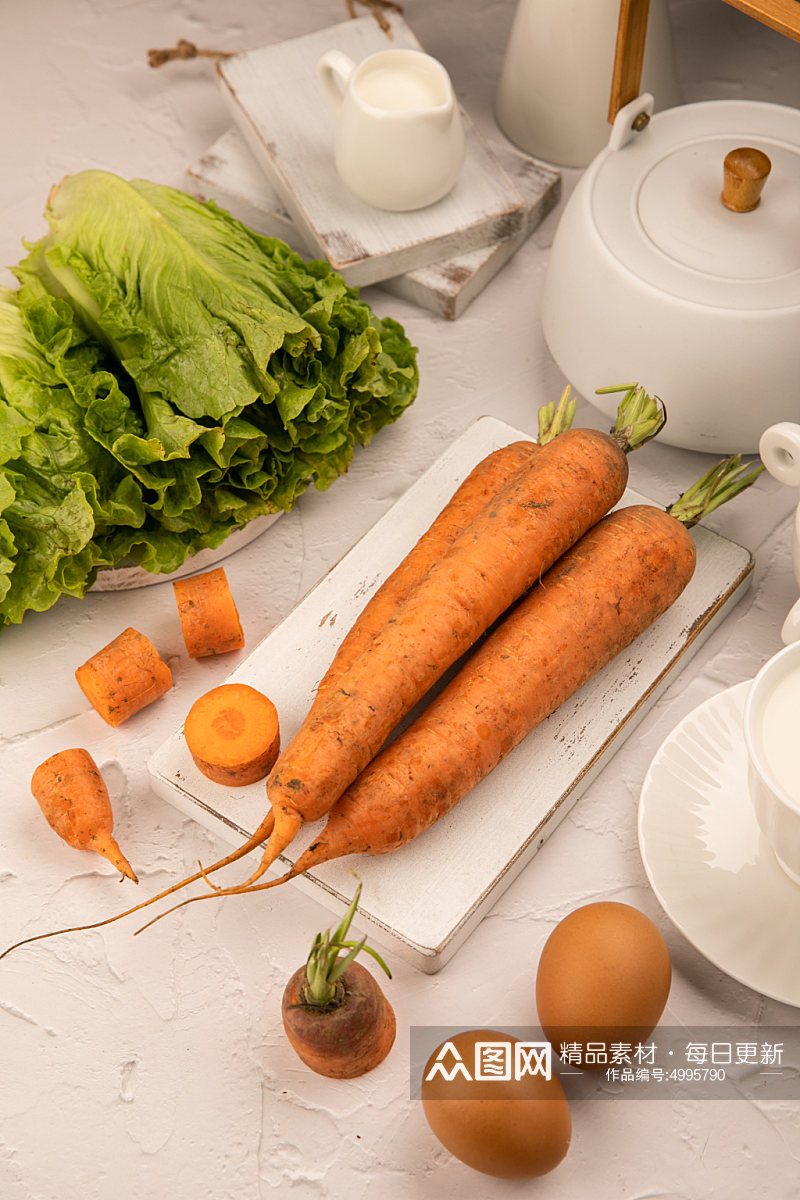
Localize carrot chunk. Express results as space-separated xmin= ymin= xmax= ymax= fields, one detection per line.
xmin=31 ymin=748 xmax=138 ymax=882
xmin=75 ymin=627 xmax=173 ymax=727
xmin=173 ymin=567 xmax=245 ymax=658
xmin=184 ymin=683 xmax=280 ymax=786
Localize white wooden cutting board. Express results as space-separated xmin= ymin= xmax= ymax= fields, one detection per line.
xmin=186 ymin=128 xmax=560 ymax=319
xmin=216 ymin=15 xmax=529 ymax=286
xmin=147 ymin=418 xmax=754 ymax=973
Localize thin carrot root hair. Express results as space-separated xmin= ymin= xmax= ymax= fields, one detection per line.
xmin=0 ymin=809 xmax=277 ymax=961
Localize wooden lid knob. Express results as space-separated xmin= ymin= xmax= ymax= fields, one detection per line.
xmin=721 ymin=147 xmax=772 ymax=212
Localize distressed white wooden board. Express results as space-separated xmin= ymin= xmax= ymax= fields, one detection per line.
xmin=186 ymin=127 xmax=560 ymax=320
xmin=148 ymin=417 xmax=754 ymax=973
xmin=215 ymin=15 xmax=528 ymax=286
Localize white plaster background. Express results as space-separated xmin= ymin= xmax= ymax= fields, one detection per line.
xmin=1 ymin=2 xmax=799 ymax=1197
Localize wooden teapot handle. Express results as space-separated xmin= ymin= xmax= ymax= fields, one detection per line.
xmin=608 ymin=0 xmax=800 ymax=126
xmin=608 ymin=0 xmax=651 ymax=124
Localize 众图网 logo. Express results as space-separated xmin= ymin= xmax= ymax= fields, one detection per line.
xmin=424 ymin=1038 xmax=552 ymax=1083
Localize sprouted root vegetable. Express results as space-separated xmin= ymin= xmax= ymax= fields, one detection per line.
xmin=281 ymin=882 xmax=396 ymax=1078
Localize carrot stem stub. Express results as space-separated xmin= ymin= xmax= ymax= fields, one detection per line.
xmin=173 ymin=567 xmax=245 ymax=658
xmin=30 ymin=748 xmax=138 ymax=882
xmin=184 ymin=683 xmax=280 ymax=787
xmin=75 ymin=627 xmax=172 ymax=727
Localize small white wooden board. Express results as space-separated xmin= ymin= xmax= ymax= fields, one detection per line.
xmin=186 ymin=128 xmax=560 ymax=320
xmin=216 ymin=15 xmax=530 ymax=286
xmin=147 ymin=418 xmax=754 ymax=973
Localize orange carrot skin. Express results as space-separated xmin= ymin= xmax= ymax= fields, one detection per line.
xmin=75 ymin=627 xmax=172 ymax=726
xmin=268 ymin=428 xmax=630 ymax=831
xmin=292 ymin=505 xmax=696 ymax=873
xmin=281 ymin=959 xmax=396 ymax=1078
xmin=30 ymin=748 xmax=138 ymax=882
xmin=173 ymin=567 xmax=245 ymax=658
xmin=184 ymin=683 xmax=280 ymax=786
xmin=313 ymin=440 xmax=538 ymax=706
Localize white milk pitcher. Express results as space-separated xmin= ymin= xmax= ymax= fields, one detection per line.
xmin=317 ymin=47 xmax=466 ymax=211
xmin=760 ymin=422 xmax=800 ymax=645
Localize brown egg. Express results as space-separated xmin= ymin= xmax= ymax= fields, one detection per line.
xmin=535 ymin=902 xmax=672 ymax=1071
xmin=421 ymin=1028 xmax=571 ymax=1179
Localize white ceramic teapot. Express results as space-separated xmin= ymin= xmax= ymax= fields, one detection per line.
xmin=541 ymin=93 xmax=800 ymax=454
xmin=760 ymin=422 xmax=800 ymax=645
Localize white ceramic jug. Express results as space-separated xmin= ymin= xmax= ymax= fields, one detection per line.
xmin=495 ymin=0 xmax=682 ymax=167
xmin=760 ymin=423 xmax=800 ymax=645
xmin=317 ymin=47 xmax=466 ymax=211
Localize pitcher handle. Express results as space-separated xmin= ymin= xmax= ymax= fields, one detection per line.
xmin=317 ymin=49 xmax=356 ymax=115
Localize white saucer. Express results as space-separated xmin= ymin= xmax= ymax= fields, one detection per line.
xmin=638 ymin=680 xmax=800 ymax=1009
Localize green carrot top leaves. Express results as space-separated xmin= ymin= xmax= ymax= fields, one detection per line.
xmin=668 ymin=453 xmax=765 ymax=527
xmin=300 ymin=882 xmax=391 ymax=1008
xmin=537 ymin=385 xmax=578 ymax=445
xmin=597 ymin=382 xmax=667 ymax=453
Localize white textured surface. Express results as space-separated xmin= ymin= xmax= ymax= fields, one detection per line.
xmin=2 ymin=2 xmax=800 ymax=1198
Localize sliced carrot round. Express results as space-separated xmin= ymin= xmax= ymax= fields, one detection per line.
xmin=184 ymin=683 xmax=280 ymax=787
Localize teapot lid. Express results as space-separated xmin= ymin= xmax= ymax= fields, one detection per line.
xmin=590 ymin=98 xmax=800 ymax=310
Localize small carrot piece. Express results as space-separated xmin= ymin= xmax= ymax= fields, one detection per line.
xmin=75 ymin=627 xmax=172 ymax=726
xmin=31 ymin=748 xmax=138 ymax=883
xmin=173 ymin=567 xmax=245 ymax=658
xmin=281 ymin=883 xmax=395 ymax=1078
xmin=184 ymin=683 xmax=280 ymax=786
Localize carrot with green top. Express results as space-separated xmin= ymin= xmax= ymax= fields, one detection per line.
xmin=235 ymin=386 xmax=663 ymax=887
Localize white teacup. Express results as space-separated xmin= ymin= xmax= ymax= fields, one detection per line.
xmin=759 ymin=422 xmax=800 ymax=645
xmin=317 ymin=47 xmax=466 ymax=212
xmin=744 ymin=639 xmax=800 ymax=886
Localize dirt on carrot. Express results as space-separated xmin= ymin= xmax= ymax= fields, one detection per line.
xmin=31 ymin=748 xmax=138 ymax=882
xmin=75 ymin=627 xmax=172 ymax=726
xmin=184 ymin=683 xmax=280 ymax=786
xmin=173 ymin=567 xmax=245 ymax=658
